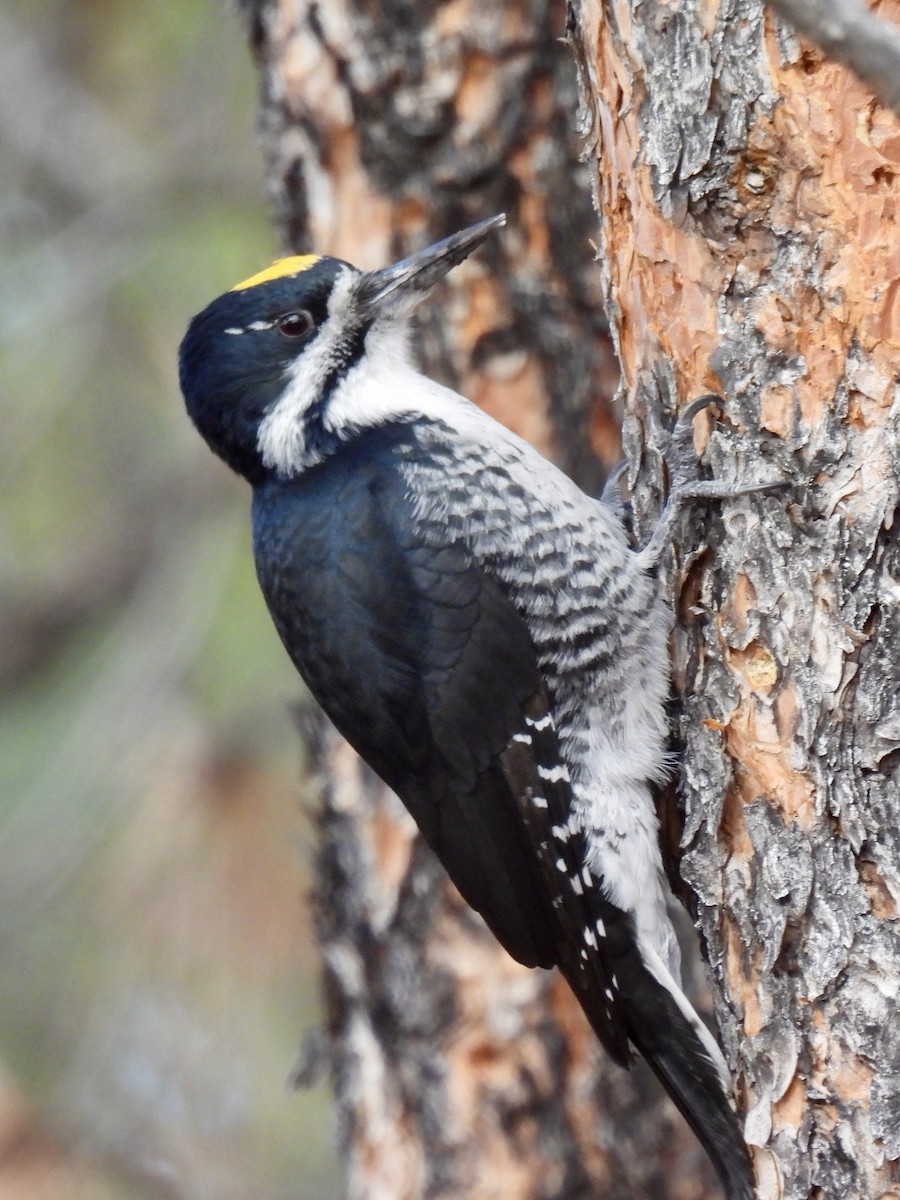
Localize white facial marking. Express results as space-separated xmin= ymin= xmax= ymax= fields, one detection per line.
xmin=256 ymin=269 xmax=487 ymax=476
xmin=224 ymin=327 xmax=244 ymax=335
xmin=256 ymin=268 xmax=359 ymax=474
xmin=321 ymin=320 xmax=413 ymax=434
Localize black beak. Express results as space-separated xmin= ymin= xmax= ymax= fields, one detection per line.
xmin=353 ymin=214 xmax=506 ymax=319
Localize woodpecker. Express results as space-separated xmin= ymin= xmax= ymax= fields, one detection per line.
xmin=179 ymin=215 xmax=755 ymax=1200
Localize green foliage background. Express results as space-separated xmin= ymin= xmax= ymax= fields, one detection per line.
xmin=1 ymin=1 xmax=336 ymax=1195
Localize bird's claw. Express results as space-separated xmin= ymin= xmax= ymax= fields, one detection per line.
xmin=599 ymin=460 xmax=628 ymax=511
xmin=638 ymin=395 xmax=786 ymax=567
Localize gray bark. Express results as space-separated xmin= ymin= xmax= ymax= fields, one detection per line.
xmin=571 ymin=0 xmax=900 ymax=1196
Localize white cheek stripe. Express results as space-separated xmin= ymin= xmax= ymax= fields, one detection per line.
xmin=256 ymin=268 xmax=358 ymax=474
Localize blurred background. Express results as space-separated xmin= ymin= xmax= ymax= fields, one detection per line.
xmin=1 ymin=0 xmax=338 ymax=1195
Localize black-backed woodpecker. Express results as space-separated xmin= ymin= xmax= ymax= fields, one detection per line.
xmin=179 ymin=216 xmax=755 ymax=1200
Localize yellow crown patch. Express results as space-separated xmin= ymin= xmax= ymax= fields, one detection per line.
xmin=229 ymin=255 xmax=321 ymax=293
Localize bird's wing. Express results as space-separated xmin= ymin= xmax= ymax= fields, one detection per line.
xmin=253 ymin=456 xmax=630 ymax=1059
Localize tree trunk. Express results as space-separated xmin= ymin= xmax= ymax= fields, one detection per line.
xmin=570 ymin=1 xmax=900 ymax=1197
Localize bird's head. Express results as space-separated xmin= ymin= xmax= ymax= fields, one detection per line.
xmin=179 ymin=214 xmax=506 ymax=483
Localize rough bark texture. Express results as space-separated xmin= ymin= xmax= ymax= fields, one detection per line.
xmin=570 ymin=1 xmax=900 ymax=1198
xmin=240 ymin=1 xmax=725 ymax=1197
xmin=765 ymin=0 xmax=900 ymax=117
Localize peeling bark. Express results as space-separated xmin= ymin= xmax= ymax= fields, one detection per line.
xmin=764 ymin=0 xmax=900 ymax=118
xmin=571 ymin=1 xmax=900 ymax=1197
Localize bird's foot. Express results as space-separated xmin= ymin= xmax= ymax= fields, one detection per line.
xmin=638 ymin=394 xmax=786 ymax=568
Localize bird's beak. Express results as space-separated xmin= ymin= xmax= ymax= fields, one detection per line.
xmin=353 ymin=213 xmax=506 ymax=320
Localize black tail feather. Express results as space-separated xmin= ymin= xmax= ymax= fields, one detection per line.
xmin=559 ymin=905 xmax=755 ymax=1200
xmin=627 ymin=999 xmax=755 ymax=1200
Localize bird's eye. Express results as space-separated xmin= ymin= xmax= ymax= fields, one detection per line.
xmin=276 ymin=311 xmax=314 ymax=338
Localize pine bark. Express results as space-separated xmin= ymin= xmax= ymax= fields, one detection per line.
xmin=570 ymin=1 xmax=900 ymax=1197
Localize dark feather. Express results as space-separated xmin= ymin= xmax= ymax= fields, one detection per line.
xmin=252 ymin=426 xmax=565 ymax=968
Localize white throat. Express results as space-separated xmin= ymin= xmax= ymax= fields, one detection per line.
xmin=256 ymin=293 xmax=474 ymax=476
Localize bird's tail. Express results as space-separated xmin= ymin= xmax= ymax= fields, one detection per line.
xmin=559 ymin=906 xmax=755 ymax=1200
xmin=627 ymin=944 xmax=755 ymax=1200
